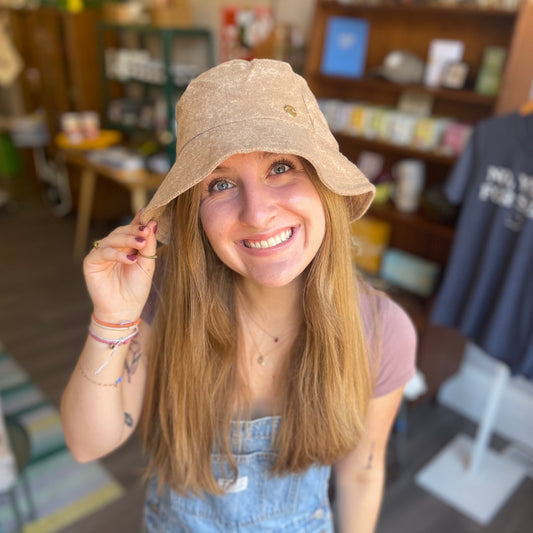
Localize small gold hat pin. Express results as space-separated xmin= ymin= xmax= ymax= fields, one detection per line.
xmin=284 ymin=105 xmax=297 ymax=117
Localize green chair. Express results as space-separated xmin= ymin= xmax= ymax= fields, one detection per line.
xmin=1 ymin=416 xmax=37 ymax=533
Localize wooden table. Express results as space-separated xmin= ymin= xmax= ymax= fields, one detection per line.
xmin=62 ymin=151 xmax=164 ymax=260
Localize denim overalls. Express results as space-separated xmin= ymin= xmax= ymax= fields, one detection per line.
xmin=144 ymin=416 xmax=334 ymax=532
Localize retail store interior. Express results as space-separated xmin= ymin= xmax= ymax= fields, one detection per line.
xmin=1 ymin=1 xmax=533 ymax=532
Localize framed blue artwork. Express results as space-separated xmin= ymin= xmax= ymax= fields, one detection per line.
xmin=321 ymin=16 xmax=369 ymax=78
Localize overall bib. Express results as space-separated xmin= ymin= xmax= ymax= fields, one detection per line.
xmin=144 ymin=416 xmax=334 ymax=532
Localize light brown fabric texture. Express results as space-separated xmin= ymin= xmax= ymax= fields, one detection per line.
xmin=141 ymin=59 xmax=375 ymax=243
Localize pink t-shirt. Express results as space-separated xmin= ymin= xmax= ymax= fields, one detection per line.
xmin=358 ymin=284 xmax=417 ymax=397
xmin=141 ymin=270 xmax=417 ymax=398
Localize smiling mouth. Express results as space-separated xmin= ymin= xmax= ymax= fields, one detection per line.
xmin=243 ymin=228 xmax=294 ymax=249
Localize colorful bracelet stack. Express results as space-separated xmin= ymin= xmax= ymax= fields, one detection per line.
xmin=91 ymin=314 xmax=141 ymax=330
xmin=79 ymin=314 xmax=141 ymax=387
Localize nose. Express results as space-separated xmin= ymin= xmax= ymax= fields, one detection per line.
xmin=239 ymin=180 xmax=276 ymax=228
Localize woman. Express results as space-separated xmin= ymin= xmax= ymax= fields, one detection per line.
xmin=61 ymin=59 xmax=416 ymax=533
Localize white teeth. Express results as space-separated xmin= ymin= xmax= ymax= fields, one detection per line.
xmin=245 ymin=228 xmax=293 ymax=249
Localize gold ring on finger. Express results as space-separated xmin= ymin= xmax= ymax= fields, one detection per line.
xmin=137 ymin=250 xmax=158 ymax=259
xmin=93 ymin=240 xmax=101 ymax=250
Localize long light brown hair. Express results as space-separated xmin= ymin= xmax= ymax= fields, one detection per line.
xmin=140 ymin=161 xmax=373 ymax=495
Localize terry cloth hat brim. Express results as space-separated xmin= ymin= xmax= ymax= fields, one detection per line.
xmin=141 ymin=59 xmax=375 ymax=243
xmin=144 ymin=120 xmax=374 ymax=244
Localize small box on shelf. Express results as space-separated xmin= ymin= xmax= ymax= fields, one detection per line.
xmin=151 ymin=0 xmax=192 ymax=28
xmin=475 ymin=46 xmax=507 ymax=97
xmin=103 ymin=2 xmax=144 ymax=25
xmin=350 ymin=216 xmax=392 ymax=276
xmin=424 ymin=38 xmax=464 ymax=88
xmin=380 ymin=248 xmax=441 ymax=299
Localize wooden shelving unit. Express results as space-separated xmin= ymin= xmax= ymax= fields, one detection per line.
xmin=98 ymin=22 xmax=214 ymax=164
xmin=305 ymin=0 xmax=532 ymax=272
xmin=305 ymin=1 xmax=533 ymax=393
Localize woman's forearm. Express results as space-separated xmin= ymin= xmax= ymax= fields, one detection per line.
xmin=335 ymin=466 xmax=385 ymax=533
xmin=61 ymin=326 xmax=146 ymax=462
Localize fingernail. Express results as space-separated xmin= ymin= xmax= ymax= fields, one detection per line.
xmin=127 ymin=254 xmax=137 ymax=262
xmin=135 ymin=237 xmax=146 ymax=243
xmin=139 ymin=225 xmax=146 ymax=231
xmin=138 ymin=207 xmax=145 ymax=214
xmin=153 ymin=223 xmax=158 ymax=234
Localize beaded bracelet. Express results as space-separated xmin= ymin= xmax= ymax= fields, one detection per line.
xmin=91 ymin=313 xmax=141 ymax=330
xmin=88 ymin=324 xmax=139 ymax=375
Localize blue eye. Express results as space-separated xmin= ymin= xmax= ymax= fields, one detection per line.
xmin=209 ymin=180 xmax=234 ymax=192
xmin=272 ymin=163 xmax=291 ymax=175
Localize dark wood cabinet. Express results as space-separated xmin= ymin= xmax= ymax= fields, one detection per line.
xmin=8 ymin=7 xmax=104 ymax=138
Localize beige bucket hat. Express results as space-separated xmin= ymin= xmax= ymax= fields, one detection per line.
xmin=141 ymin=59 xmax=374 ymax=243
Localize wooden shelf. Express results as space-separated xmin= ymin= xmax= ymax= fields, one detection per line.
xmin=107 ymin=77 xmax=189 ymax=91
xmin=313 ymin=73 xmax=497 ymax=107
xmin=100 ymin=22 xmax=212 ymax=37
xmin=335 ymin=133 xmax=457 ymax=166
xmin=368 ymin=202 xmax=455 ymax=243
xmin=319 ymin=1 xmax=518 ymax=18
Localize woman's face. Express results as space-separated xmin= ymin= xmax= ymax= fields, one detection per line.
xmin=199 ymin=152 xmax=326 ymax=289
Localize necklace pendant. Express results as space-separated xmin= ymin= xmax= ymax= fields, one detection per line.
xmin=257 ymin=355 xmax=266 ymax=366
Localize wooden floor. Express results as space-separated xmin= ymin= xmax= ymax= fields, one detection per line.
xmin=1 ymin=194 xmax=532 ymax=533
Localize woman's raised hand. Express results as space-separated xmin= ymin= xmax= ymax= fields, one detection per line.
xmin=83 ymin=211 xmax=158 ymax=324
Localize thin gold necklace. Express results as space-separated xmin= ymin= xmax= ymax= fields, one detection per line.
xmin=237 ymin=296 xmax=299 ymax=347
xmin=238 ymin=308 xmax=295 ymax=367
xmin=245 ymin=327 xmax=291 ymax=367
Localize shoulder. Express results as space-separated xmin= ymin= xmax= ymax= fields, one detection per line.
xmin=357 ymin=281 xmax=417 ymax=398
xmin=357 ymin=281 xmax=415 ymax=338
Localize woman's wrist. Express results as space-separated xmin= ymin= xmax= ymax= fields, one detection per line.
xmin=88 ymin=313 xmax=142 ymax=341
xmin=84 ymin=320 xmax=140 ymax=379
xmin=91 ymin=310 xmax=142 ymax=328
xmin=91 ymin=313 xmax=141 ymax=329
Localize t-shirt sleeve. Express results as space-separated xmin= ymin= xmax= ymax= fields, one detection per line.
xmin=444 ymin=129 xmax=476 ymax=205
xmin=360 ymin=286 xmax=418 ymax=398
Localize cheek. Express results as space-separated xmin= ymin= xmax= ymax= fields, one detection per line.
xmin=199 ymin=206 xmax=218 ymax=243
xmin=312 ymin=207 xmax=327 ymax=250
xmin=305 ymin=193 xmax=327 ymax=252
xmin=288 ymin=187 xmax=326 ymax=242
xmin=199 ymin=204 xmax=230 ymax=255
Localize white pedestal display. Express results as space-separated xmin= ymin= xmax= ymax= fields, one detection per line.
xmin=415 ymin=434 xmax=525 ymax=525
xmin=416 ymin=347 xmax=528 ymax=525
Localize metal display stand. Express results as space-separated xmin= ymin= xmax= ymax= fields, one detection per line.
xmin=415 ymin=345 xmax=527 ymax=525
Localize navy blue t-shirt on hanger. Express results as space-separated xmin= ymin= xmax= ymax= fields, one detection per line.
xmin=431 ymin=111 xmax=533 ymax=379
